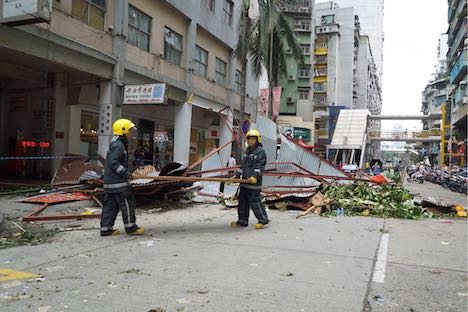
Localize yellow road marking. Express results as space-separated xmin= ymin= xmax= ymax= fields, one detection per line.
xmin=0 ymin=269 xmax=40 ymax=282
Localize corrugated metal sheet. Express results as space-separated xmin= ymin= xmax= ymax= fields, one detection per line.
xmin=193 ymin=152 xmax=238 ymax=202
xmin=254 ymin=115 xmax=277 ymax=169
xmin=52 ymin=154 xmax=98 ymax=185
xmin=262 ymin=135 xmax=320 ymax=196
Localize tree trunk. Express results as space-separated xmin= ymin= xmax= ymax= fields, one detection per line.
xmin=239 ymin=2 xmax=250 ymax=145
xmin=268 ymin=26 xmax=274 ymax=120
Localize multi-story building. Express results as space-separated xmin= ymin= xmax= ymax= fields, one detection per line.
xmin=276 ymin=0 xmax=315 ymax=144
xmin=334 ymin=0 xmax=384 ymax=86
xmin=313 ymin=1 xmax=382 ymax=158
xmin=0 ymin=0 xmax=259 ymax=179
xmin=446 ymin=0 xmax=467 ymax=166
xmin=421 ymin=34 xmax=448 ymax=166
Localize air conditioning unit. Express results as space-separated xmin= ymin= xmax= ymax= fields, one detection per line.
xmin=286 ymin=97 xmax=294 ymax=103
xmin=287 ymin=75 xmax=296 ymax=80
xmin=299 ymin=7 xmax=309 ymax=12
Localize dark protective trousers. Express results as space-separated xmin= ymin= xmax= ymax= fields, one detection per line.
xmin=237 ymin=187 xmax=269 ymax=225
xmin=100 ymin=191 xmax=138 ymax=234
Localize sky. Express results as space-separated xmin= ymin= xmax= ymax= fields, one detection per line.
xmin=381 ymin=0 xmax=448 ymax=131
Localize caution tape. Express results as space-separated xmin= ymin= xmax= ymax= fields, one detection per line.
xmin=0 ymin=156 xmax=84 ymax=160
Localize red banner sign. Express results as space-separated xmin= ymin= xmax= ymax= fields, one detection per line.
xmin=272 ymin=87 xmax=282 ymax=121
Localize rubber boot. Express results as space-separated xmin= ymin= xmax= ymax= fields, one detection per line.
xmin=127 ymin=228 xmax=145 ymax=235
xmin=230 ymin=222 xmax=247 ymax=228
xmin=101 ymin=229 xmax=120 ymax=236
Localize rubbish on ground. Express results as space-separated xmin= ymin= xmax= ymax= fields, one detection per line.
xmin=373 ymin=295 xmax=385 ymax=304
xmin=320 ymin=182 xmax=423 ymax=219
xmin=176 ymin=298 xmax=190 ymax=304
xmin=44 ymin=266 xmax=64 ymax=272
xmin=10 ymin=220 xmax=26 ymax=233
xmin=21 ymin=192 xmax=91 ymax=204
xmin=107 ymin=282 xmax=118 ymax=288
xmin=440 ymin=241 xmax=451 ymax=245
xmin=79 ymin=170 xmax=102 ymax=181
xmin=139 ymin=240 xmax=155 ymax=247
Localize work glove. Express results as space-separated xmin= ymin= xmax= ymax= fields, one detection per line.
xmin=248 ymin=176 xmax=257 ymax=184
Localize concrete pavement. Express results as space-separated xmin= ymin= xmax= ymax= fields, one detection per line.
xmin=0 ymin=202 xmax=466 ymax=312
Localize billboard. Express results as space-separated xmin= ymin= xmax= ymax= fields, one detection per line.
xmin=1 ymin=0 xmax=52 ymax=26
xmin=123 ymin=84 xmax=167 ymax=105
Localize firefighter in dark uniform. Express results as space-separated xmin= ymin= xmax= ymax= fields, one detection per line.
xmin=100 ymin=119 xmax=144 ymax=236
xmin=231 ymin=129 xmax=269 ymax=229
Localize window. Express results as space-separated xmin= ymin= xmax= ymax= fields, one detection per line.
xmin=298 ymin=88 xmax=310 ymax=100
xmin=164 ymin=27 xmax=183 ymax=65
xmin=235 ymin=70 xmax=242 ymax=94
xmin=294 ymin=19 xmax=310 ymax=31
xmin=194 ymin=45 xmax=208 ymax=78
xmin=315 ymin=55 xmax=327 ymax=64
xmin=205 ymin=0 xmax=215 ymax=11
xmin=298 ymin=65 xmax=310 ymax=78
xmin=128 ymin=6 xmax=151 ymax=52
xmin=314 ymin=94 xmax=327 ymax=106
xmin=321 ymin=15 xmax=335 ymax=25
xmin=72 ymin=0 xmax=106 ymax=30
xmin=314 ymin=82 xmax=327 ymax=93
xmin=222 ymin=0 xmax=233 ymax=26
xmin=314 ymin=66 xmax=327 ymax=77
xmin=215 ymin=58 xmax=227 ymax=87
xmin=315 ymin=38 xmax=328 ymax=48
xmin=300 ymin=45 xmax=310 ymax=55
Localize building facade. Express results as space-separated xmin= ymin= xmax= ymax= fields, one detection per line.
xmin=421 ymin=34 xmax=448 ymax=166
xmin=446 ymin=0 xmax=467 ymax=166
xmin=276 ymin=0 xmax=315 ymax=144
xmin=334 ymin=0 xmax=384 ymax=86
xmin=313 ymin=1 xmax=382 ymax=159
xmin=0 ymin=0 xmax=259 ymax=179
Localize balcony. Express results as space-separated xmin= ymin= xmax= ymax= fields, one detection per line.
xmin=449 ymin=0 xmax=466 ymax=25
xmin=448 ymin=22 xmax=467 ymax=61
xmin=450 ymin=50 xmax=467 ymax=84
xmin=314 ymin=48 xmax=328 ymax=55
xmin=315 ymin=24 xmax=339 ymax=35
xmin=281 ymin=5 xmax=311 ymax=14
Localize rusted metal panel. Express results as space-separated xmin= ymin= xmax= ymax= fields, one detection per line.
xmin=21 ymin=192 xmax=91 ymax=203
xmin=52 ymin=154 xmax=99 ymax=186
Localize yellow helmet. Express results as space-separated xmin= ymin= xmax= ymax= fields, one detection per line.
xmin=113 ymin=119 xmax=136 ymax=136
xmin=246 ymin=129 xmax=261 ymax=143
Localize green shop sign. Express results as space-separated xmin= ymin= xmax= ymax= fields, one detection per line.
xmin=283 ymin=127 xmax=311 ymax=140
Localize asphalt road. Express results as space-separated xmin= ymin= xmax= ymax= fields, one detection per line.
xmin=0 ymin=195 xmax=466 ymax=312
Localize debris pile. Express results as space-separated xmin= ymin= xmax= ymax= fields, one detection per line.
xmin=320 ymin=182 xmax=423 ymax=219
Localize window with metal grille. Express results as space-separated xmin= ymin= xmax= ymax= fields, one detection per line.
xmin=128 ymin=6 xmax=151 ymax=52
xmin=194 ymin=45 xmax=208 ymax=78
xmin=294 ymin=19 xmax=310 ymax=30
xmin=215 ymin=58 xmax=227 ymax=87
xmin=301 ymin=45 xmax=310 ymax=55
xmin=298 ymin=65 xmax=311 ymax=78
xmin=72 ymin=0 xmax=106 ymax=30
xmin=298 ymin=88 xmax=310 ymax=100
xmin=164 ymin=27 xmax=183 ymax=65
xmin=314 ymin=66 xmax=327 ymax=76
xmin=314 ymin=82 xmax=327 ymax=92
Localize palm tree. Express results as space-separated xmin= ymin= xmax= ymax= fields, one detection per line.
xmin=236 ymin=0 xmax=303 ymax=122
